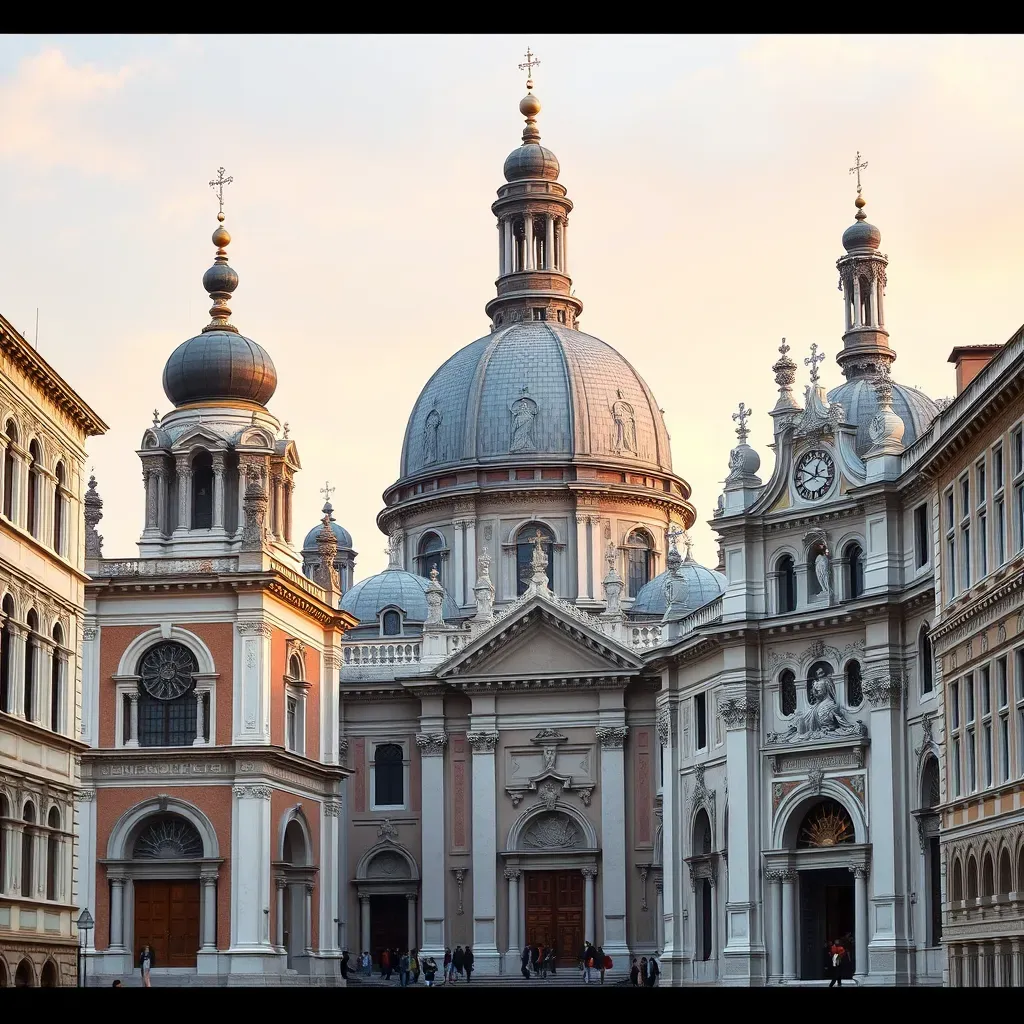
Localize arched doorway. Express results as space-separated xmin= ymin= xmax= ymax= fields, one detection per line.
xmin=794 ymin=799 xmax=857 ymax=980
xmin=919 ymin=755 xmax=942 ymax=947
xmin=40 ymin=959 xmax=58 ymax=987
xmin=0 ymin=957 xmax=8 ymax=987
xmin=354 ymin=845 xmax=419 ymax=963
xmin=690 ymin=809 xmax=715 ymax=963
xmin=15 ymin=958 xmax=33 ymax=987
xmin=277 ymin=816 xmax=314 ymax=971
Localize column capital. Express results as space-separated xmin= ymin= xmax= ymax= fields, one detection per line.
xmin=201 ymin=871 xmax=219 ymax=884
xmin=503 ymin=867 xmax=521 ymax=881
xmin=233 ymin=784 xmax=272 ymax=800
xmin=323 ymin=800 xmax=342 ymax=817
xmin=127 ymin=690 xmax=140 ymax=704
xmin=595 ymin=725 xmax=628 ymax=749
xmin=764 ymin=868 xmax=796 ymax=883
xmin=654 ymin=879 xmax=664 ymax=894
xmin=581 ymin=866 xmax=599 ymax=879
xmin=467 ymin=730 xmax=499 ymax=753
xmin=416 ymin=731 xmax=448 ymax=757
xmin=405 ymin=892 xmax=417 ymax=902
xmin=275 ymin=875 xmax=288 ymax=890
xmin=305 ymin=882 xmax=315 ymax=895
xmin=108 ymin=873 xmax=128 ymax=886
xmin=656 ymin=708 xmax=672 ymax=746
xmin=848 ymin=864 xmax=869 ymax=880
xmin=357 ymin=890 xmax=371 ymax=902
xmin=863 ymin=673 xmax=906 ymax=709
xmin=718 ymin=693 xmax=760 ymax=730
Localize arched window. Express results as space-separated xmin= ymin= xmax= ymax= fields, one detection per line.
xmin=966 ymin=855 xmax=978 ymax=900
xmin=288 ymin=653 xmax=304 ymax=681
xmin=373 ymin=743 xmax=404 ymax=808
xmin=626 ymin=529 xmax=654 ymax=598
xmin=24 ymin=609 xmax=37 ymax=722
xmin=0 ymin=593 xmax=14 ymax=713
xmin=796 ymin=798 xmax=855 ymax=848
xmin=26 ymin=440 xmax=41 ymax=539
xmin=776 ymin=554 xmax=797 ymax=613
xmin=982 ymin=853 xmax=995 ymax=898
xmin=919 ymin=624 xmax=934 ymax=695
xmin=2 ymin=419 xmax=16 ymax=520
xmin=21 ymin=802 xmax=35 ymax=896
xmin=416 ymin=532 xmax=445 ymax=586
xmin=282 ymin=818 xmax=307 ymax=866
xmin=136 ymin=642 xmax=199 ymax=748
xmin=858 ymin=274 xmax=871 ymax=324
xmin=52 ymin=462 xmax=65 ymax=554
xmin=381 ymin=610 xmax=401 ymax=636
xmin=845 ymin=542 xmax=864 ymax=600
xmin=951 ymin=859 xmax=963 ymax=902
xmin=998 ymin=848 xmax=1012 ymax=895
xmin=191 ymin=450 xmax=214 ymax=530
xmin=779 ymin=669 xmax=797 ymax=717
xmin=517 ymin=523 xmax=554 ymax=596
xmin=50 ymin=623 xmax=63 ymax=733
xmin=691 ymin=808 xmax=714 ymax=962
xmin=845 ymin=660 xmax=863 ymax=707
xmin=46 ymin=806 xmax=60 ymax=900
xmin=15 ymin=959 xmax=32 ymax=987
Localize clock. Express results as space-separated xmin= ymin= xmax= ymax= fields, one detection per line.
xmin=794 ymin=449 xmax=836 ymax=501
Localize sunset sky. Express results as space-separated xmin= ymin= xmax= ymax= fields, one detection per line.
xmin=2 ymin=34 xmax=1023 ymax=577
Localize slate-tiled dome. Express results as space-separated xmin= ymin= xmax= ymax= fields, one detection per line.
xmin=302 ymin=520 xmax=353 ymax=552
xmin=629 ymin=558 xmax=726 ymax=620
xmin=828 ymin=377 xmax=939 ymax=456
xmin=340 ymin=568 xmax=461 ymax=632
xmin=399 ymin=322 xmax=672 ymax=480
xmin=162 ymin=330 xmax=278 ymax=407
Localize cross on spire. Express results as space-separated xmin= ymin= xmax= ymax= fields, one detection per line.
xmin=209 ymin=166 xmax=233 ymax=218
xmin=519 ymin=47 xmax=540 ymax=88
xmin=778 ymin=338 xmax=790 ymax=358
xmin=732 ymin=402 xmax=752 ymax=444
xmin=320 ymin=481 xmax=335 ymax=503
xmin=805 ymin=343 xmax=825 ymax=386
xmin=849 ymin=151 xmax=868 ymax=195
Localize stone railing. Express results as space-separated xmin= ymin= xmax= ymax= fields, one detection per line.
xmin=446 ymin=630 xmax=472 ymax=655
xmin=94 ymin=557 xmax=238 ymax=577
xmin=269 ymin=557 xmax=326 ymax=602
xmin=629 ymin=624 xmax=663 ymax=649
xmin=673 ymin=596 xmax=724 ymax=639
xmin=343 ymin=641 xmax=422 ymax=667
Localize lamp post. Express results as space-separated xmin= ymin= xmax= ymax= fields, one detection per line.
xmin=76 ymin=908 xmax=94 ymax=988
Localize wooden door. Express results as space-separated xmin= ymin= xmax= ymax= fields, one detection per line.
xmin=554 ymin=871 xmax=583 ymax=962
xmin=134 ymin=879 xmax=201 ymax=968
xmin=525 ymin=871 xmax=584 ymax=964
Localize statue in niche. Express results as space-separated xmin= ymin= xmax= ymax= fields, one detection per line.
xmin=510 ymin=388 xmax=538 ymax=453
xmin=542 ymin=745 xmax=558 ymax=771
xmin=814 ymin=545 xmax=832 ymax=599
xmin=423 ymin=405 xmax=442 ymax=464
xmin=612 ymin=390 xmax=638 ymax=453
xmin=772 ymin=665 xmax=866 ymax=744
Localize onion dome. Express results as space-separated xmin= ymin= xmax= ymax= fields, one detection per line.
xmin=162 ymin=189 xmax=278 ymax=408
xmin=842 ymin=194 xmax=881 ymax=253
xmin=302 ymin=500 xmax=354 ymax=551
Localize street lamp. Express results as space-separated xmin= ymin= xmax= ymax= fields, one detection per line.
xmin=76 ymin=908 xmax=94 ymax=988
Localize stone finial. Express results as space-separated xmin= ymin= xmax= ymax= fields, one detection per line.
xmin=313 ymin=512 xmax=340 ymax=602
xmin=473 ymin=552 xmax=495 ymax=622
xmin=424 ymin=564 xmax=446 ymax=626
xmin=84 ymin=474 xmax=104 ymax=559
xmin=666 ymin=523 xmax=684 ymax=572
xmin=771 ymin=337 xmax=801 ymax=415
xmin=866 ymin=363 xmax=905 ymax=457
xmin=528 ymin=530 xmax=551 ymax=593
xmin=602 ymin=540 xmax=624 ymax=617
xmin=240 ymin=461 xmax=269 ymax=550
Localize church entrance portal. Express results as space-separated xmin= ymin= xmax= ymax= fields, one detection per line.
xmin=134 ymin=879 xmax=201 ymax=968
xmin=370 ymin=894 xmax=407 ymax=957
xmin=798 ymin=868 xmax=854 ymax=980
xmin=525 ymin=871 xmax=584 ymax=963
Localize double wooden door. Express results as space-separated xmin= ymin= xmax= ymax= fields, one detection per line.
xmin=134 ymin=879 xmax=201 ymax=968
xmin=524 ymin=871 xmax=583 ymax=963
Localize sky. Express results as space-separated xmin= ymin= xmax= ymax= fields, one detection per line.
xmin=3 ymin=34 xmax=1024 ymax=578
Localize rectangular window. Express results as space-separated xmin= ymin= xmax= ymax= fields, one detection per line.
xmin=286 ymin=696 xmax=297 ymax=752
xmin=953 ymin=737 xmax=962 ymax=796
xmin=914 ymin=503 xmax=929 ymax=568
xmin=1017 ymin=648 xmax=1024 ymax=702
xmin=993 ymin=444 xmax=1004 ymax=492
xmin=946 ymin=535 xmax=957 ymax=600
xmin=977 ymin=459 xmax=986 ymax=506
xmin=997 ymin=657 xmax=1008 ymax=709
xmin=995 ymin=498 xmax=1006 ymax=565
xmin=999 ymin=716 xmax=1010 ymax=783
xmin=983 ymin=722 xmax=992 ymax=788
xmin=659 ymin=742 xmax=665 ymax=789
xmin=695 ymin=692 xmax=708 ymax=751
xmin=978 ymin=512 xmax=988 ymax=577
xmin=951 ymin=680 xmax=960 ymax=729
xmin=373 ymin=743 xmax=406 ymax=808
xmin=1016 ymin=482 xmax=1024 ymax=553
xmin=967 ymin=728 xmax=977 ymax=792
xmin=1013 ymin=426 xmax=1023 ymax=477
xmin=960 ymin=475 xmax=970 ymax=517
xmin=966 ymin=674 xmax=975 ymax=722
xmin=981 ymin=665 xmax=991 ymax=716
xmin=961 ymin=525 xmax=971 ymax=589
xmin=946 ymin=490 xmax=955 ymax=530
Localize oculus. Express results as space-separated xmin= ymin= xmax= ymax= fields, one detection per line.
xmin=138 ymin=642 xmax=198 ymax=701
xmin=794 ymin=449 xmax=836 ymax=501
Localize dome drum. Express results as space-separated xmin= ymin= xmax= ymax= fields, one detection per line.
xmin=493 ymin=272 xmax=573 ymax=298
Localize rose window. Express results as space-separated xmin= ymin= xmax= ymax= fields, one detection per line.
xmin=138 ymin=642 xmax=198 ymax=701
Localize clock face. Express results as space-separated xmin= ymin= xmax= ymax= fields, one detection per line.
xmin=794 ymin=449 xmax=836 ymax=501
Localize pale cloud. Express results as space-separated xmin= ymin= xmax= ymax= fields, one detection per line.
xmin=0 ymin=47 xmax=146 ymax=177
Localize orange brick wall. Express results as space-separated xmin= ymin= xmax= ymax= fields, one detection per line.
xmin=270 ymin=790 xmax=322 ymax=948
xmin=181 ymin=622 xmax=235 ymax=745
xmin=93 ymin=785 xmax=233 ymax=951
xmin=98 ymin=625 xmax=150 ymax=748
xmin=269 ymin=623 xmax=323 ymax=759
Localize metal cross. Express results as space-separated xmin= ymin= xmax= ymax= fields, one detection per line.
xmin=209 ymin=166 xmax=234 ymax=216
xmin=152 ymin=409 xmax=159 ymax=426
xmin=805 ymin=343 xmax=825 ymax=385
xmin=320 ymin=481 xmax=335 ymax=503
xmin=732 ymin=402 xmax=752 ymax=443
xmin=849 ymin=151 xmax=868 ymax=195
xmin=519 ymin=47 xmax=541 ymax=84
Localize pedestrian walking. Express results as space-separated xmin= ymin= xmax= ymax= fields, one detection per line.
xmin=139 ymin=944 xmax=155 ymax=988
xmin=598 ymin=945 xmax=609 ymax=984
xmin=443 ymin=947 xmax=453 ymax=984
xmin=340 ymin=951 xmax=350 ymax=980
xmin=464 ymin=945 xmax=475 ymax=982
xmin=521 ymin=944 xmax=531 ymax=980
xmin=453 ymin=944 xmax=465 ymax=981
xmin=423 ymin=956 xmax=438 ymax=986
xmin=630 ymin=958 xmax=640 ymax=987
xmin=411 ymin=949 xmax=420 ymax=985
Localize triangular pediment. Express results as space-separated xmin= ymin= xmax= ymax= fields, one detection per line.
xmin=438 ymin=594 xmax=641 ymax=679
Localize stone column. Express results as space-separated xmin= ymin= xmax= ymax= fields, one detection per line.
xmin=589 ymin=516 xmax=603 ymax=602
xmin=212 ymin=453 xmax=226 ymax=530
xmin=582 ymin=867 xmax=597 ymax=945
xmin=406 ymin=893 xmax=417 ymax=950
xmin=229 ymin=784 xmax=273 ymax=950
xmin=275 ymin=877 xmax=287 ymax=948
xmin=658 ymin=696 xmax=683 ymax=974
xmin=194 ymin=689 xmax=206 ymax=746
xmin=497 ymin=220 xmax=505 ymax=276
xmin=144 ymin=466 xmax=160 ymax=531
xmin=851 ymin=865 xmax=869 ymax=980
xmin=109 ymin=875 xmax=127 ymax=949
xmin=781 ymin=871 xmax=797 ymax=979
xmin=320 ymin=799 xmax=342 ymax=955
xmin=53 ymin=650 xmax=68 ymax=735
xmin=0 ymin=822 xmax=17 ymax=893
xmin=31 ymin=636 xmax=49 ymax=724
xmin=1010 ymin=938 xmax=1021 ymax=987
xmin=464 ymin=519 xmax=477 ymax=606
xmin=718 ymin=689 xmax=765 ymax=982
xmin=15 ymin=452 xmax=29 ymax=529
xmin=505 ymin=869 xmax=520 ymax=958
xmin=655 ymin=878 xmax=665 ymax=953
xmin=359 ymin=892 xmax=371 ymax=954
xmin=524 ymin=215 xmax=534 ymax=271
xmin=273 ymin=475 xmax=285 ymax=541
xmin=993 ymin=940 xmax=1003 ymax=987
xmin=126 ymin=691 xmax=140 ymax=748
xmin=764 ymin=870 xmax=784 ymax=980
xmin=202 ymin=872 xmax=218 ymax=949
xmin=561 ymin=219 xmax=569 ymax=274
xmin=545 ymin=215 xmax=555 ymax=270
xmin=305 ymin=883 xmax=314 ymax=952
xmin=416 ymin=732 xmax=447 ymax=955
xmin=468 ymin=729 xmax=500 ymax=971
xmin=452 ymin=521 xmax=466 ymax=607
xmin=575 ymin=515 xmax=589 ymax=600
xmin=596 ymin=724 xmax=629 ymax=963
xmin=7 ymin=625 xmax=26 ymax=718
xmin=175 ymin=454 xmax=192 ymax=533
xmin=504 ymin=219 xmax=513 ymax=275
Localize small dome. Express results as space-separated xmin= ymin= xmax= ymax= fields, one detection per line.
xmin=504 ymin=144 xmax=560 ymax=182
xmin=162 ymin=331 xmax=278 ymax=407
xmin=629 ymin=558 xmax=726 ymax=620
xmin=842 ymin=219 xmax=881 ymax=252
xmin=303 ymin=519 xmax=353 ymax=551
xmin=828 ymin=376 xmax=938 ymax=456
xmin=340 ymin=567 xmax=461 ymax=632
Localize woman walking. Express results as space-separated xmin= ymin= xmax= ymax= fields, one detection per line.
xmin=464 ymin=945 xmax=475 ymax=983
xmin=139 ymin=944 xmax=155 ymax=988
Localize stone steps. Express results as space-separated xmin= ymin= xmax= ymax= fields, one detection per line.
xmin=348 ymin=973 xmax=627 ymax=989
xmin=87 ymin=974 xmax=345 ymax=988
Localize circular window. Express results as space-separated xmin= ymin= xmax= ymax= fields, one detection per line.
xmin=138 ymin=642 xmax=198 ymax=701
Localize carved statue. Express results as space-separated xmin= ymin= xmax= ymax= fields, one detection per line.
xmin=774 ymin=666 xmax=866 ymax=743
xmin=423 ymin=406 xmax=442 ymax=464
xmin=612 ymin=390 xmax=637 ymax=453
xmin=814 ymin=546 xmax=831 ymax=599
xmin=510 ymin=391 xmax=538 ymax=453
xmin=542 ymin=746 xmax=557 ymax=771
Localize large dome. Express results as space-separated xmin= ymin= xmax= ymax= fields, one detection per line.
xmin=828 ymin=377 xmax=938 ymax=456
xmin=162 ymin=330 xmax=278 ymax=407
xmin=341 ymin=568 xmax=461 ymax=632
xmin=399 ymin=321 xmax=672 ymax=481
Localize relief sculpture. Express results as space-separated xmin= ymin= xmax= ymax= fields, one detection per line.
xmin=510 ymin=387 xmax=538 ymax=453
